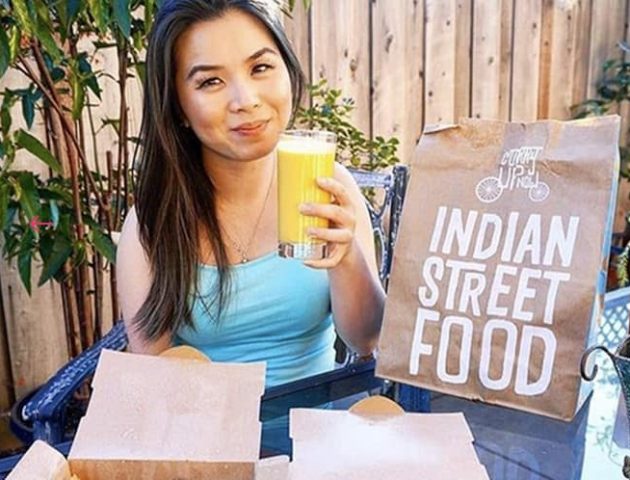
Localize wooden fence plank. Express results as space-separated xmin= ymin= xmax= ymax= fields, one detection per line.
xmin=588 ymin=0 xmax=622 ymax=98
xmin=0 ymin=68 xmax=69 ymax=400
xmin=537 ymin=0 xmax=553 ymax=118
xmin=424 ymin=0 xmax=457 ymax=124
xmin=371 ymin=0 xmax=424 ymax=163
xmin=498 ymin=0 xmax=514 ymax=120
xmin=283 ymin=0 xmax=312 ymax=88
xmin=1 ymin=262 xmax=68 ymax=399
xmin=571 ymin=0 xmax=592 ymax=110
xmin=511 ymin=0 xmax=543 ymax=121
xmin=0 ymin=277 xmax=14 ymax=411
xmin=547 ymin=0 xmax=580 ymax=119
xmin=471 ymin=0 xmax=503 ymax=119
xmin=454 ymin=0 xmax=472 ymax=121
xmin=311 ymin=0 xmax=371 ymax=134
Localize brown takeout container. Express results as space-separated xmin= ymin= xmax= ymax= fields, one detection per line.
xmin=9 ymin=347 xmax=268 ymax=480
xmin=288 ymin=396 xmax=490 ymax=480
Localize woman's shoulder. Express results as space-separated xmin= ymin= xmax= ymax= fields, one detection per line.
xmin=117 ymin=206 xmax=149 ymax=267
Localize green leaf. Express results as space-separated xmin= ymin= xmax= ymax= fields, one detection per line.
xmin=16 ymin=172 xmax=40 ymax=220
xmin=0 ymin=182 xmax=8 ymax=231
xmin=38 ymin=234 xmax=72 ymax=286
xmin=57 ymin=0 xmax=69 ymax=37
xmin=21 ymin=91 xmax=35 ymax=128
xmin=15 ymin=130 xmax=62 ymax=174
xmin=35 ymin=26 xmax=63 ymax=64
xmin=18 ymin=247 xmax=32 ymax=295
xmin=1 ymin=91 xmax=15 ymax=135
xmin=133 ymin=61 xmax=146 ymax=86
xmin=63 ymin=0 xmax=82 ymax=34
xmin=98 ymin=117 xmax=120 ymax=135
xmin=38 ymin=232 xmax=53 ymax=260
xmin=144 ymin=0 xmax=155 ymax=32
xmin=50 ymin=66 xmax=65 ymax=83
xmin=12 ymin=0 xmax=33 ymax=36
xmin=0 ymin=28 xmax=10 ymax=78
xmin=3 ymin=205 xmax=17 ymax=231
xmin=114 ymin=0 xmax=131 ymax=37
xmin=49 ymin=199 xmax=59 ymax=228
xmin=34 ymin=3 xmax=63 ymax=63
xmin=8 ymin=26 xmax=20 ymax=64
xmin=91 ymin=227 xmax=116 ymax=263
xmin=78 ymin=54 xmax=102 ymax=99
xmin=87 ymin=0 xmax=108 ymax=34
xmin=71 ymin=78 xmax=85 ymax=120
xmin=42 ymin=181 xmax=73 ymax=204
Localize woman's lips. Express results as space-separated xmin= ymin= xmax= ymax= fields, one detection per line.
xmin=231 ymin=120 xmax=269 ymax=137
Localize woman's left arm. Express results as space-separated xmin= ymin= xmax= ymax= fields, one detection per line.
xmin=300 ymin=163 xmax=385 ymax=356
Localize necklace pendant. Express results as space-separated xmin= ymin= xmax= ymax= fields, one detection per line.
xmin=241 ymin=257 xmax=248 ymax=264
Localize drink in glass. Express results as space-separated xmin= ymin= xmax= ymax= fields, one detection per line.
xmin=277 ymin=130 xmax=336 ymax=259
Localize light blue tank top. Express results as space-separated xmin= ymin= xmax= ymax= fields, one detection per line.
xmin=173 ymin=251 xmax=336 ymax=387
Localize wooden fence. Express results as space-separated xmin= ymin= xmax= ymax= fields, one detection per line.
xmin=0 ymin=0 xmax=629 ymax=412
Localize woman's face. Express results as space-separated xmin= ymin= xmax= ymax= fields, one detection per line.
xmin=174 ymin=9 xmax=293 ymax=164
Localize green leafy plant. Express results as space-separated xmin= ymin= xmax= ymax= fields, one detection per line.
xmin=295 ymin=78 xmax=400 ymax=171
xmin=572 ymin=43 xmax=630 ymax=290
xmin=0 ymin=0 xmax=157 ymax=356
xmin=572 ymin=42 xmax=630 ymax=180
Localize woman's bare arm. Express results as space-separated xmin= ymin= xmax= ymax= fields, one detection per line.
xmin=116 ymin=206 xmax=172 ymax=354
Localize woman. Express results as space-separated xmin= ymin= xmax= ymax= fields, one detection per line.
xmin=116 ymin=0 xmax=385 ymax=387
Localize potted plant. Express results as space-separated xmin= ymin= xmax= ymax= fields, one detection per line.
xmin=572 ymin=42 xmax=630 ymax=290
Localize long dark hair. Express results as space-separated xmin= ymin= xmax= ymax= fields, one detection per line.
xmin=132 ymin=0 xmax=305 ymax=341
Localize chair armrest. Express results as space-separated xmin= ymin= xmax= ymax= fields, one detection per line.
xmin=22 ymin=322 xmax=128 ymax=430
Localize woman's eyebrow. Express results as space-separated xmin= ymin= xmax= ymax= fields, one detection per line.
xmin=185 ymin=47 xmax=278 ymax=81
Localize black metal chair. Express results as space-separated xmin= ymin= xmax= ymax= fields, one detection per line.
xmin=14 ymin=164 xmax=413 ymax=445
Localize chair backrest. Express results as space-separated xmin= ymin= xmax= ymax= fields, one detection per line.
xmin=337 ymin=165 xmax=409 ymax=364
xmin=598 ymin=286 xmax=630 ymax=349
xmin=348 ymin=164 xmax=409 ymax=290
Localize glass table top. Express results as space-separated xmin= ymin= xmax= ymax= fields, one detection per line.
xmin=258 ymin=357 xmax=628 ymax=479
xmin=0 ymin=357 xmax=626 ymax=479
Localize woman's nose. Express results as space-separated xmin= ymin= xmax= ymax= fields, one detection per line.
xmin=228 ymin=80 xmax=261 ymax=112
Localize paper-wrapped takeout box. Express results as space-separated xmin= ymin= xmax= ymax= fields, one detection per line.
xmin=7 ymin=441 xmax=289 ymax=480
xmin=9 ymin=347 xmax=268 ymax=480
xmin=67 ymin=349 xmax=265 ymax=479
xmin=288 ymin=396 xmax=490 ymax=480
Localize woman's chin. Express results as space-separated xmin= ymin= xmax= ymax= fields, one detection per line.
xmin=234 ymin=141 xmax=278 ymax=162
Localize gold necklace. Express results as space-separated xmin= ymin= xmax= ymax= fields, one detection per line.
xmin=222 ymin=161 xmax=275 ymax=264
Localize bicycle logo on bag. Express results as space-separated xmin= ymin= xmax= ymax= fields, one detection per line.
xmin=475 ymin=146 xmax=549 ymax=203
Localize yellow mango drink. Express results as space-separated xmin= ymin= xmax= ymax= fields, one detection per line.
xmin=277 ymin=130 xmax=337 ymax=259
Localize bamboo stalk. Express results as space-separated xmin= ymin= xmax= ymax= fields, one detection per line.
xmin=58 ymin=271 xmax=73 ymax=358
xmin=61 ymin=268 xmax=82 ymax=357
xmin=19 ymin=50 xmax=108 ymax=214
xmin=93 ymin=250 xmax=103 ymax=340
xmin=114 ymin=40 xmax=130 ymax=232
xmin=29 ymin=41 xmax=94 ymax=350
xmin=15 ymin=62 xmax=71 ymax=177
xmin=105 ymin=151 xmax=120 ymax=325
xmin=87 ymin=102 xmax=105 ymax=194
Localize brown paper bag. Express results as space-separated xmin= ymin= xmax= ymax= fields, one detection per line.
xmin=376 ymin=116 xmax=620 ymax=421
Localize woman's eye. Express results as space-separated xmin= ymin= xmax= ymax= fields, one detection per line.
xmin=252 ymin=63 xmax=274 ymax=74
xmin=197 ymin=77 xmax=222 ymax=89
